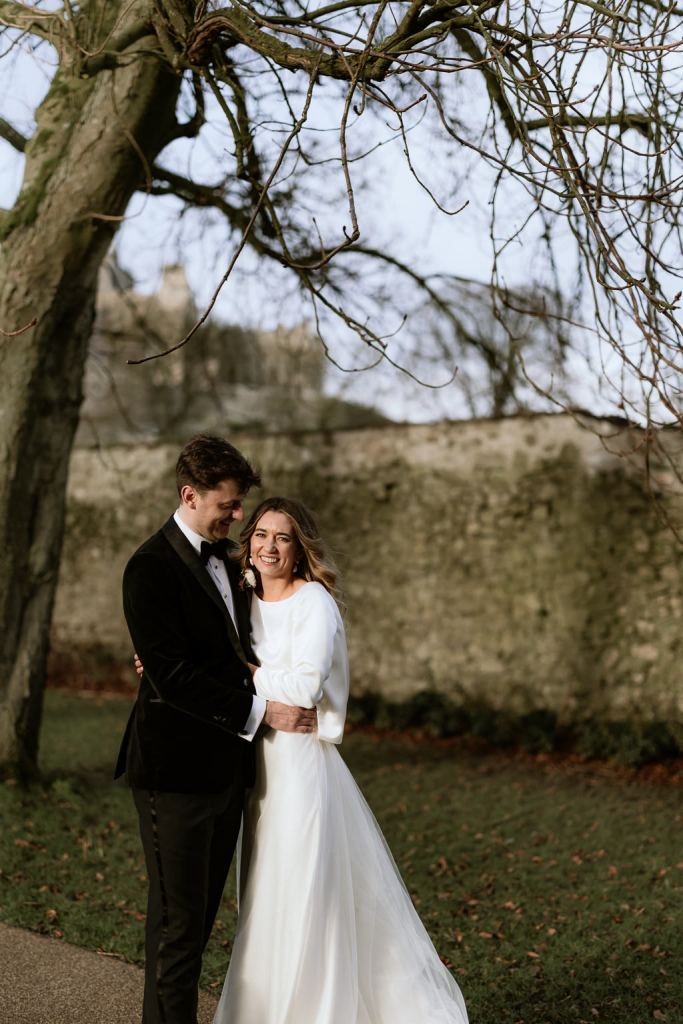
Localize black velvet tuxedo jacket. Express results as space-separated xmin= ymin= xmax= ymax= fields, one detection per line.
xmin=115 ymin=516 xmax=257 ymax=793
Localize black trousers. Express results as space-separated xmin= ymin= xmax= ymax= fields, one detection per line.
xmin=132 ymin=783 xmax=245 ymax=1024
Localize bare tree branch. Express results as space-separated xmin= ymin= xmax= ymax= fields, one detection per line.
xmin=129 ymin=54 xmax=324 ymax=365
xmin=78 ymin=18 xmax=156 ymax=75
xmin=0 ymin=315 xmax=37 ymax=336
xmin=0 ymin=1 xmax=66 ymax=42
xmin=3 ymin=0 xmax=683 ymax=428
xmin=523 ymin=111 xmax=655 ymax=138
xmin=0 ymin=114 xmax=27 ymax=152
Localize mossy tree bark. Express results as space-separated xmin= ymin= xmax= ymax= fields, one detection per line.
xmin=0 ymin=1 xmax=182 ymax=775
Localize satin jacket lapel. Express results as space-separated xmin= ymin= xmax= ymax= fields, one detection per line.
xmin=225 ymin=552 xmax=255 ymax=660
xmin=161 ymin=518 xmax=247 ymax=663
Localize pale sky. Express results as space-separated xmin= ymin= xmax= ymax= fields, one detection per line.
xmin=0 ymin=30 xmax=615 ymax=423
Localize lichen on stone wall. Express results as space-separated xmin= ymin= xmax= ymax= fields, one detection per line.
xmin=52 ymin=415 xmax=683 ymax=737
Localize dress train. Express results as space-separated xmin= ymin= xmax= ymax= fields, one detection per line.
xmin=214 ymin=729 xmax=468 ymax=1024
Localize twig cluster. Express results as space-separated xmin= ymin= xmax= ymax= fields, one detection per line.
xmin=1 ymin=0 xmax=682 ymax=425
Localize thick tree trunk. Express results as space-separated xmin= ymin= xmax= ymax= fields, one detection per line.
xmin=0 ymin=4 xmax=181 ymax=774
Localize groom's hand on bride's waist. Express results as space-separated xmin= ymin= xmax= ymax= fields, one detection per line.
xmin=264 ymin=701 xmax=317 ymax=734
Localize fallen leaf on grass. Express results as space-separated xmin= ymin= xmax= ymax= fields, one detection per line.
xmin=122 ymin=909 xmax=145 ymax=921
xmin=434 ymin=856 xmax=450 ymax=875
xmin=14 ymin=837 xmax=41 ymax=850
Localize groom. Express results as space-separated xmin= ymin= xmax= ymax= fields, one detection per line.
xmin=115 ymin=434 xmax=316 ymax=1024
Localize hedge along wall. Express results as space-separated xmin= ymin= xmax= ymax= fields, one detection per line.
xmin=52 ymin=414 xmax=683 ymax=737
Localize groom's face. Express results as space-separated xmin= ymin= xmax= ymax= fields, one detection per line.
xmin=180 ymin=478 xmax=246 ymax=540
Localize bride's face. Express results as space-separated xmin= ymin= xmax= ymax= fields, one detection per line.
xmin=251 ymin=511 xmax=301 ymax=584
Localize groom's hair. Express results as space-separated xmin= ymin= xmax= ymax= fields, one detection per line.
xmin=176 ymin=434 xmax=261 ymax=495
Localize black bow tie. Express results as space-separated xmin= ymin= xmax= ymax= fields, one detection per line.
xmin=200 ymin=538 xmax=231 ymax=564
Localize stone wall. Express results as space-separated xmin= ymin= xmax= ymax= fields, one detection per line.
xmin=51 ymin=414 xmax=683 ymax=725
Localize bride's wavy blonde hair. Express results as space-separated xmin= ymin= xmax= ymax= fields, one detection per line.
xmin=238 ymin=496 xmax=342 ymax=602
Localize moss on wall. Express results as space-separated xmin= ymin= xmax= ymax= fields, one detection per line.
xmin=52 ymin=415 xmax=683 ymax=740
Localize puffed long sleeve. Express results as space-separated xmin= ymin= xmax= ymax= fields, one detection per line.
xmin=253 ymin=584 xmax=349 ymax=744
xmin=254 ymin=587 xmax=336 ymax=706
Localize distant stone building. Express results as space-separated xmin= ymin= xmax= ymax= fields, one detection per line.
xmin=76 ymin=258 xmax=386 ymax=446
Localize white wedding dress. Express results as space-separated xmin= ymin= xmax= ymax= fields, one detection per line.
xmin=214 ymin=582 xmax=468 ymax=1024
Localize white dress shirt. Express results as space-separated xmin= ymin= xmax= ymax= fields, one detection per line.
xmin=173 ymin=510 xmax=266 ymax=741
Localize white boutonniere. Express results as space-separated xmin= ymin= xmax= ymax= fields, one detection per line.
xmin=243 ymin=567 xmax=257 ymax=588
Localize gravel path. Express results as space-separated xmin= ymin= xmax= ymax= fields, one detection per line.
xmin=0 ymin=923 xmax=218 ymax=1024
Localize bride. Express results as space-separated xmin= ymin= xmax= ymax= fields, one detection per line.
xmin=213 ymin=496 xmax=469 ymax=1024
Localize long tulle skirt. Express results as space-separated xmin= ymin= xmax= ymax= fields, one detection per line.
xmin=214 ymin=730 xmax=468 ymax=1024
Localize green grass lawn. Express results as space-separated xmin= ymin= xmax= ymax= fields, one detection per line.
xmin=1 ymin=691 xmax=681 ymax=1023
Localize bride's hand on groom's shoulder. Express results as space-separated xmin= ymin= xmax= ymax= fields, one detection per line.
xmin=264 ymin=700 xmax=317 ymax=734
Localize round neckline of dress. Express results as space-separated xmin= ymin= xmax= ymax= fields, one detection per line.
xmin=256 ymin=581 xmax=317 ymax=605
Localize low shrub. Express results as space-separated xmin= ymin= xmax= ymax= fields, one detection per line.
xmin=349 ymin=690 xmax=681 ymax=766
